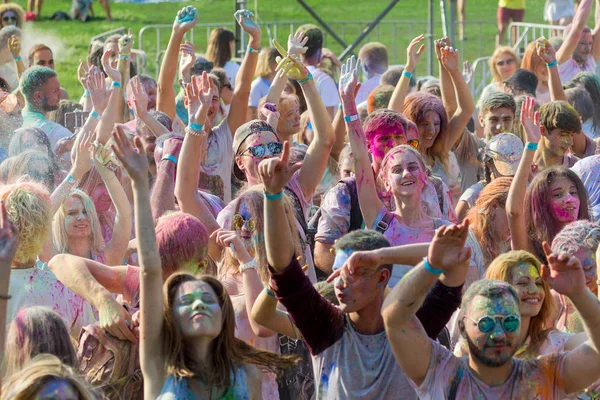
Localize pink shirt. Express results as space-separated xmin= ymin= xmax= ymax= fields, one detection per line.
xmin=559 ymin=55 xmax=597 ymax=83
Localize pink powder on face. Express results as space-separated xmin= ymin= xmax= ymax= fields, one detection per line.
xmin=551 ymin=193 xmax=580 ymax=222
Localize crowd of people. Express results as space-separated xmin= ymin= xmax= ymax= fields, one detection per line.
xmin=2 ymin=0 xmax=600 ymax=398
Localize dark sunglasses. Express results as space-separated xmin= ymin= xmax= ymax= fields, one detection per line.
xmin=233 ymin=214 xmax=255 ymax=232
xmin=241 ymin=142 xmax=283 ymax=159
xmin=2 ymin=16 xmax=16 ymax=22
xmin=464 ymin=314 xmax=520 ymax=334
xmin=496 ymin=59 xmax=515 ymax=67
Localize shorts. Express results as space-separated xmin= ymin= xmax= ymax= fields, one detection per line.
xmin=497 ymin=7 xmax=525 ymax=25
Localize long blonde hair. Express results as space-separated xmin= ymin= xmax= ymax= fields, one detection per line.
xmin=485 ymin=251 xmax=555 ymax=359
xmin=489 ymin=46 xmax=520 ymax=83
xmin=221 ymin=185 xmax=303 ymax=284
xmin=52 ymin=189 xmax=105 ymax=255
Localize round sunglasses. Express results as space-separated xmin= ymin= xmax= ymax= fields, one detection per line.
xmin=233 ymin=214 xmax=255 ymax=232
xmin=464 ymin=314 xmax=520 ymax=334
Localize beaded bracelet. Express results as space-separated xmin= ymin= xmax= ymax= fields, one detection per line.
xmin=423 ymin=257 xmax=444 ymax=275
xmin=185 ymin=127 xmax=205 ymax=137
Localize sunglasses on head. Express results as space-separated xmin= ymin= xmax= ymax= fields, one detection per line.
xmin=241 ymin=142 xmax=283 ymax=159
xmin=464 ymin=314 xmax=520 ymax=334
xmin=407 ymin=139 xmax=419 ymax=150
xmin=233 ymin=214 xmax=255 ymax=232
xmin=496 ymin=59 xmax=515 ymax=67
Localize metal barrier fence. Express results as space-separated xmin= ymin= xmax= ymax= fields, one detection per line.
xmin=138 ymin=19 xmax=496 ymax=77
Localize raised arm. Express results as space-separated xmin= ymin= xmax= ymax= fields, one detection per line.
xmin=111 ymin=126 xmax=164 ymax=397
xmin=94 ymin=160 xmax=132 ymax=266
xmin=339 ymin=56 xmax=383 ymax=228
xmin=389 ymin=34 xmax=425 ymax=113
xmin=542 ymin=242 xmax=600 ymax=394
xmin=179 ymin=41 xmax=195 ymax=87
xmin=157 ymin=6 xmax=198 ymax=120
xmin=382 ymin=220 xmax=472 ymax=387
xmin=117 ymin=31 xmax=134 ymax=123
xmin=436 ymin=38 xmax=457 ymax=117
xmin=438 ymin=45 xmax=475 ymax=153
xmin=151 ymin=137 xmax=182 ymax=221
xmin=227 ymin=10 xmax=262 ymax=135
xmin=250 ymin=286 xmax=300 ymax=339
xmin=48 ymin=254 xmax=136 ymax=342
xmin=130 ymin=77 xmax=170 ymax=137
xmin=538 ymin=38 xmax=567 ymax=102
xmin=78 ymin=59 xmax=93 ymax=112
xmin=507 ymin=97 xmax=539 ymax=252
xmin=96 ymin=50 xmax=123 ymax=145
xmin=8 ymin=35 xmax=24 ymax=78
xmin=557 ymin=0 xmax=593 ymax=64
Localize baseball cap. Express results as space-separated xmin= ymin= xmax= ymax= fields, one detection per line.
xmin=504 ymin=69 xmax=538 ymax=97
xmin=191 ymin=56 xmax=214 ymax=76
xmin=232 ymin=120 xmax=279 ymax=181
xmin=485 ymin=133 xmax=524 ymax=176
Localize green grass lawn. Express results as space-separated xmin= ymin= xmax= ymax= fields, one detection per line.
xmin=9 ymin=0 xmax=553 ymax=96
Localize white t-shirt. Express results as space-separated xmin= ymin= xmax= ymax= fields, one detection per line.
xmin=307 ymin=65 xmax=340 ymax=109
xmin=7 ymin=266 xmax=96 ymax=338
xmin=355 ymin=74 xmax=382 ymax=105
xmin=223 ymin=60 xmax=241 ymax=89
xmin=202 ymin=119 xmax=234 ymax=203
xmin=249 ymin=77 xmax=271 ymax=108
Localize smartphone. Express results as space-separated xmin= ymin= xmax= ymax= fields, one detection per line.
xmin=64 ymin=111 xmax=90 ymax=134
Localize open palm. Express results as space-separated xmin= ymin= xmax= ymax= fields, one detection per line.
xmin=428 ymin=219 xmax=471 ymax=272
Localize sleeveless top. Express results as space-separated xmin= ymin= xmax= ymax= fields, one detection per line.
xmin=157 ymin=367 xmax=251 ymax=400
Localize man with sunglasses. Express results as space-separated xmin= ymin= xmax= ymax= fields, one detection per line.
xmin=383 ymin=222 xmax=600 ymax=398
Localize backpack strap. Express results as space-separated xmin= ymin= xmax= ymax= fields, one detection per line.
xmin=429 ymin=175 xmax=446 ymax=217
xmin=375 ymin=211 xmax=395 ymax=233
xmin=340 ymin=177 xmax=363 ymax=232
xmin=448 ymin=365 xmax=464 ymax=400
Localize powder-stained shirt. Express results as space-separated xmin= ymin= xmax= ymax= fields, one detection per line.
xmin=459 ymin=181 xmax=486 ymax=208
xmin=454 ymin=129 xmax=485 ymax=192
xmin=270 ymin=256 xmax=463 ymax=400
xmin=7 ymin=266 xmax=96 ymax=338
xmin=559 ymin=55 xmax=597 ymax=84
xmin=413 ymin=340 xmax=568 ymax=399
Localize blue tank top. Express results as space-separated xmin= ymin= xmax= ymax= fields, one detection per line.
xmin=157 ymin=367 xmax=251 ymax=400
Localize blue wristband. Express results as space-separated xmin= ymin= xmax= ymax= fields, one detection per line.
xmin=297 ymin=73 xmax=313 ymax=84
xmin=13 ymin=55 xmax=21 ymax=62
xmin=247 ymin=46 xmax=261 ymax=53
xmin=546 ymin=60 xmax=558 ymax=68
xmin=402 ymin=70 xmax=413 ymax=79
xmin=189 ymin=123 xmax=204 ymax=131
xmin=265 ymin=287 xmax=275 ymax=297
xmin=120 ymin=55 xmax=130 ymax=61
xmin=90 ymin=110 xmax=100 ymax=119
xmin=526 ymin=142 xmax=539 ymax=151
xmin=264 ymin=191 xmax=283 ymax=201
xmin=111 ymin=81 xmax=121 ymax=88
xmin=339 ymin=103 xmax=343 ymax=109
xmin=161 ymin=154 xmax=178 ymax=164
xmin=83 ymin=89 xmax=90 ymax=97
xmin=344 ymin=114 xmax=360 ymax=123
xmin=423 ymin=257 xmax=444 ymax=275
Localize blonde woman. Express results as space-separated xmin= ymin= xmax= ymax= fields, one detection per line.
xmin=478 ymin=46 xmax=520 ymax=108
xmin=52 ymin=160 xmax=131 ymax=265
xmin=249 ymin=47 xmax=279 ymax=119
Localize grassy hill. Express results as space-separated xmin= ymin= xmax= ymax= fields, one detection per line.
xmin=9 ymin=0 xmax=551 ymax=96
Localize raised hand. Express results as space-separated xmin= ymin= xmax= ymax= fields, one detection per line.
xmin=87 ymin=67 xmax=110 ymax=114
xmin=427 ymin=218 xmax=472 ymax=273
xmin=275 ymin=52 xmax=309 ymax=81
xmin=130 ymin=76 xmax=149 ymax=117
xmin=111 ymin=125 xmax=149 ymax=184
xmin=173 ymin=6 xmax=198 ymax=35
xmin=536 ymin=37 xmax=556 ymax=64
xmin=287 ymin=31 xmax=308 ymax=57
xmin=326 ymin=249 xmax=383 ymax=285
xmin=77 ymin=58 xmax=92 ymax=90
xmin=541 ymin=241 xmax=587 ymax=297
xmin=101 ymin=49 xmax=121 ymax=84
xmin=118 ymin=29 xmax=134 ymax=55
xmin=235 ymin=9 xmax=261 ymax=40
xmin=71 ymin=129 xmax=95 ymax=179
xmin=462 ymin=60 xmax=473 ymax=85
xmin=406 ymin=34 xmax=426 ymax=71
xmin=211 ymin=229 xmax=253 ymax=264
xmin=0 ymin=201 xmax=19 ymax=267
xmin=260 ymin=101 xmax=281 ymax=128
xmin=520 ymin=96 xmax=541 ymax=143
xmin=155 ymin=136 xmax=183 ymax=167
xmin=440 ymin=45 xmax=460 ymax=72
xmin=258 ymin=141 xmax=302 ymax=195
xmin=339 ymin=55 xmax=360 ymax=103
xmin=185 ymin=72 xmax=213 ymax=125
xmin=98 ymin=296 xmax=137 ymax=343
xmin=8 ymin=35 xmax=20 ymax=60
xmin=434 ymin=37 xmax=450 ymax=62
xmin=179 ymin=41 xmax=196 ymax=83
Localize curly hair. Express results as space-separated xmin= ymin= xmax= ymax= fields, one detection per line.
xmin=552 ymin=220 xmax=600 ymax=256
xmin=0 ymin=181 xmax=51 ymax=264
